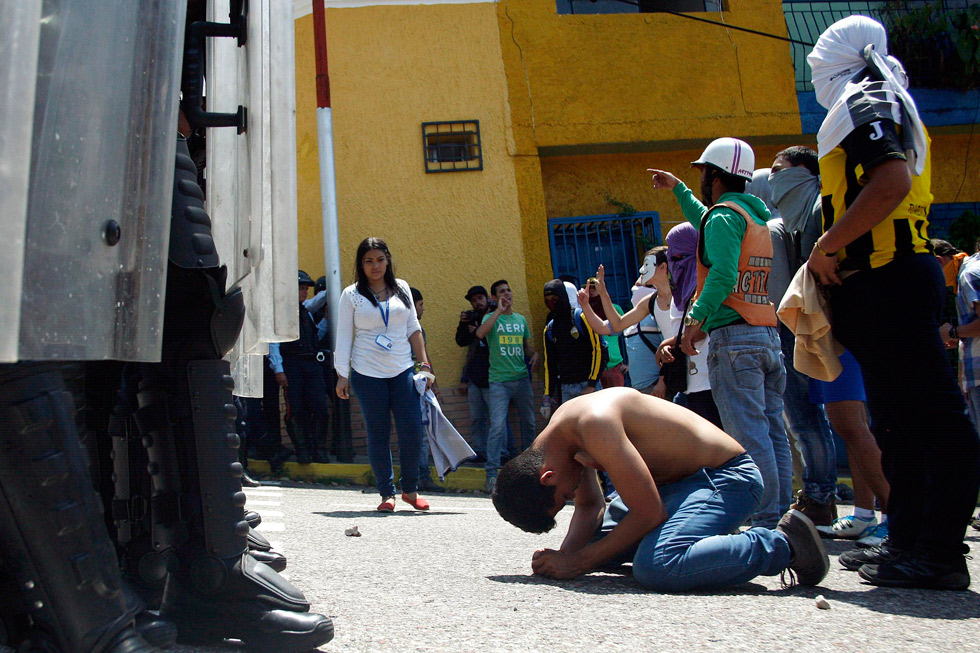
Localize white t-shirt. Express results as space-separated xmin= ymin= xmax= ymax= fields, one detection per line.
xmin=334 ymin=279 xmax=422 ymax=379
xmin=651 ymin=295 xmax=673 ymax=337
xmin=668 ymin=302 xmax=711 ymax=394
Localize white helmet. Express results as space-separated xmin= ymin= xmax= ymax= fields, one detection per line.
xmin=691 ymin=137 xmax=755 ymax=181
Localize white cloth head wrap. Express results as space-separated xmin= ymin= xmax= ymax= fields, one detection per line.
xmin=807 ymin=15 xmax=926 ymax=175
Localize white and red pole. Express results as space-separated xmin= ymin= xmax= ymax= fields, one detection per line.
xmin=312 ymin=0 xmax=342 ymax=350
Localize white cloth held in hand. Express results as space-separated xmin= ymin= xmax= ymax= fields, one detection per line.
xmin=414 ymin=374 xmax=475 ymax=480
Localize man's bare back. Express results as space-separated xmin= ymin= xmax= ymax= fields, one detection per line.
xmin=546 ymin=387 xmax=744 ymax=485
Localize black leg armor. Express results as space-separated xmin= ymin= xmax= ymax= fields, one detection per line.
xmin=0 ymin=364 xmax=154 ymax=653
xmin=127 ymin=140 xmax=333 ymax=650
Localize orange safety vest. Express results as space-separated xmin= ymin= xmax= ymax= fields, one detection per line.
xmin=694 ymin=201 xmax=778 ymax=327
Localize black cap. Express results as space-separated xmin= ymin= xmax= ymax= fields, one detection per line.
xmin=464 ymin=285 xmax=488 ymax=301
xmin=298 ymin=270 xmax=315 ymax=287
xmin=315 ymin=275 xmax=326 ymax=293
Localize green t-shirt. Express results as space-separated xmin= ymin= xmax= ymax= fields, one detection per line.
xmin=483 ymin=312 xmax=530 ymax=383
xmin=605 ymin=304 xmax=624 ymax=368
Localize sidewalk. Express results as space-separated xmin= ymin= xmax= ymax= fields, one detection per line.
xmin=247 ymin=457 xmax=490 ymax=492
xmin=248 ymin=457 xmax=871 ymax=497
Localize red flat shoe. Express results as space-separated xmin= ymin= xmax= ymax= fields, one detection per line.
xmin=401 ymin=493 xmax=430 ymax=511
xmin=377 ymin=496 xmax=396 ymax=512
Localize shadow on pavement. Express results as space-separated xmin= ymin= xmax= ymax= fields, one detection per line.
xmin=313 ymin=510 xmax=467 ymax=518
xmin=485 ymin=573 xmax=772 ymax=596
xmin=815 ymin=585 xmax=980 ymax=618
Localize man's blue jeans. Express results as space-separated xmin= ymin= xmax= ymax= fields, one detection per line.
xmin=350 ymin=368 xmax=422 ymax=497
xmin=778 ymin=323 xmax=837 ymax=505
xmin=558 ymin=381 xmax=600 ymax=405
xmin=601 ymin=454 xmax=791 ymax=592
xmin=486 ymin=377 xmax=535 ymax=478
xmin=468 ymin=382 xmax=490 ymax=456
xmin=707 ymin=324 xmax=792 ymax=528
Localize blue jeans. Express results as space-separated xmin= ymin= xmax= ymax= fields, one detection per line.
xmin=350 ymin=368 xmax=423 ymax=497
xmin=967 ymin=384 xmax=980 ymax=436
xmin=602 ymin=454 xmax=791 ymax=592
xmin=468 ymin=382 xmax=490 ymax=456
xmin=778 ymin=323 xmax=837 ymax=505
xmin=558 ymin=381 xmax=600 ymax=405
xmin=487 ymin=377 xmax=536 ymax=477
xmin=707 ymin=324 xmax=792 ymax=529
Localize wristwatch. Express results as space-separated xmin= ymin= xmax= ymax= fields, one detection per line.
xmin=950 ymin=326 xmax=960 ymax=340
xmin=683 ymin=314 xmax=702 ymax=329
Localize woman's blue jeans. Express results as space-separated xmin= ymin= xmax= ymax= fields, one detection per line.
xmin=602 ymin=454 xmax=791 ymax=592
xmin=350 ymin=368 xmax=422 ymax=497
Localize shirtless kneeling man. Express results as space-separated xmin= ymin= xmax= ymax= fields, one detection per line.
xmin=491 ymin=387 xmax=828 ymax=592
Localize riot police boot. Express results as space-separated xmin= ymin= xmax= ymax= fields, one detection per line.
xmin=246 ymin=527 xmax=287 ymax=572
xmin=241 ymin=468 xmax=262 ymax=487
xmin=143 ymin=360 xmax=331 ymax=651
xmin=241 ymin=520 xmax=286 ymax=572
xmin=161 ymin=551 xmax=332 ymax=650
xmin=0 ymin=364 xmax=158 ymax=653
xmin=245 ymin=510 xmax=262 ymax=529
xmin=123 ymin=584 xmax=177 ymax=650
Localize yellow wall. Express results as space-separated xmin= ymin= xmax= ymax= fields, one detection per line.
xmin=540 ymin=131 xmax=980 ymax=245
xmin=294 ymin=3 xmax=537 ymax=382
xmin=540 ymin=142 xmax=790 ymax=236
xmin=931 ymin=131 xmax=980 ymax=206
xmin=495 ymin=0 xmax=801 ymax=153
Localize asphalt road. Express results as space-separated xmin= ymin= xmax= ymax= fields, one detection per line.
xmin=165 ymin=481 xmax=980 ymax=652
xmin=4 ymin=481 xmax=976 ymax=652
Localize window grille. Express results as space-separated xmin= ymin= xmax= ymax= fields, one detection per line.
xmin=548 ymin=212 xmax=662 ymax=307
xmin=422 ymin=121 xmax=483 ymax=173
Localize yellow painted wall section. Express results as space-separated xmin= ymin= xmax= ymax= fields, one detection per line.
xmin=930 ymin=131 xmax=980 ymax=206
xmin=294 ymin=4 xmax=536 ymax=383
xmin=541 ymin=143 xmax=788 ymax=234
xmin=496 ymin=0 xmax=801 ymax=151
xmin=541 ymin=132 xmax=980 ymax=245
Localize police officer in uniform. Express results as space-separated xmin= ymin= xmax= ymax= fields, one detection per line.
xmin=270 ymin=272 xmax=331 ymax=464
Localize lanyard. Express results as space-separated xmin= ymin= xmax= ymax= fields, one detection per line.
xmin=376 ymin=296 xmax=390 ymax=331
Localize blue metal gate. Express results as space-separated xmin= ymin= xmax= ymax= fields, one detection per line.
xmin=547 ymin=212 xmax=662 ymax=307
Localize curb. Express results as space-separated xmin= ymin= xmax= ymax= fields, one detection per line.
xmin=247 ymin=459 xmax=489 ymax=492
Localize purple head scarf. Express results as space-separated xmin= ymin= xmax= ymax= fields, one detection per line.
xmin=665 ymin=222 xmax=699 ymax=311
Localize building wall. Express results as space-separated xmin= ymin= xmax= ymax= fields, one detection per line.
xmin=294 ymin=2 xmax=537 ymax=383
xmin=495 ymin=0 xmax=801 ymax=153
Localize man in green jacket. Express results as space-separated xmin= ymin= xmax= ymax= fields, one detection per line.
xmin=648 ymin=137 xmax=792 ymax=529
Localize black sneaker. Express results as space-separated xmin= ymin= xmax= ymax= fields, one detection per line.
xmin=858 ymin=551 xmax=971 ymax=591
xmin=776 ymin=509 xmax=829 ymax=586
xmin=839 ymin=543 xmax=904 ymax=571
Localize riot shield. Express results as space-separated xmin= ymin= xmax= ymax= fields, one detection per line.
xmin=11 ymin=0 xmax=186 ymax=362
xmin=206 ymin=0 xmax=300 ymax=396
xmin=0 ymin=1 xmax=41 ymax=362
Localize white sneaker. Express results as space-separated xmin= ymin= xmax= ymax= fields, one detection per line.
xmin=815 ymin=514 xmax=877 ymax=539
xmin=856 ymin=521 xmax=888 ymax=548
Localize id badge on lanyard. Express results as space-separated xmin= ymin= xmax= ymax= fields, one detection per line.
xmin=375 ymin=297 xmax=393 ymax=351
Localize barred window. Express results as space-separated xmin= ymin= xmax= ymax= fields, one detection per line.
xmin=422 ymin=121 xmax=483 ymax=173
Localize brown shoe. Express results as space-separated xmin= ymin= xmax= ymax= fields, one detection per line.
xmin=788 ymin=490 xmax=837 ymax=528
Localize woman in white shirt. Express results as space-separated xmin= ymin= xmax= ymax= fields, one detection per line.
xmin=335 ymin=238 xmax=435 ymax=512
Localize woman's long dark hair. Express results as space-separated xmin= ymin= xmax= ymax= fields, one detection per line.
xmin=354 ymin=237 xmax=410 ymax=307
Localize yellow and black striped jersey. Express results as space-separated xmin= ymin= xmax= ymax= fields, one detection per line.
xmin=818 ymin=119 xmax=933 ymax=271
